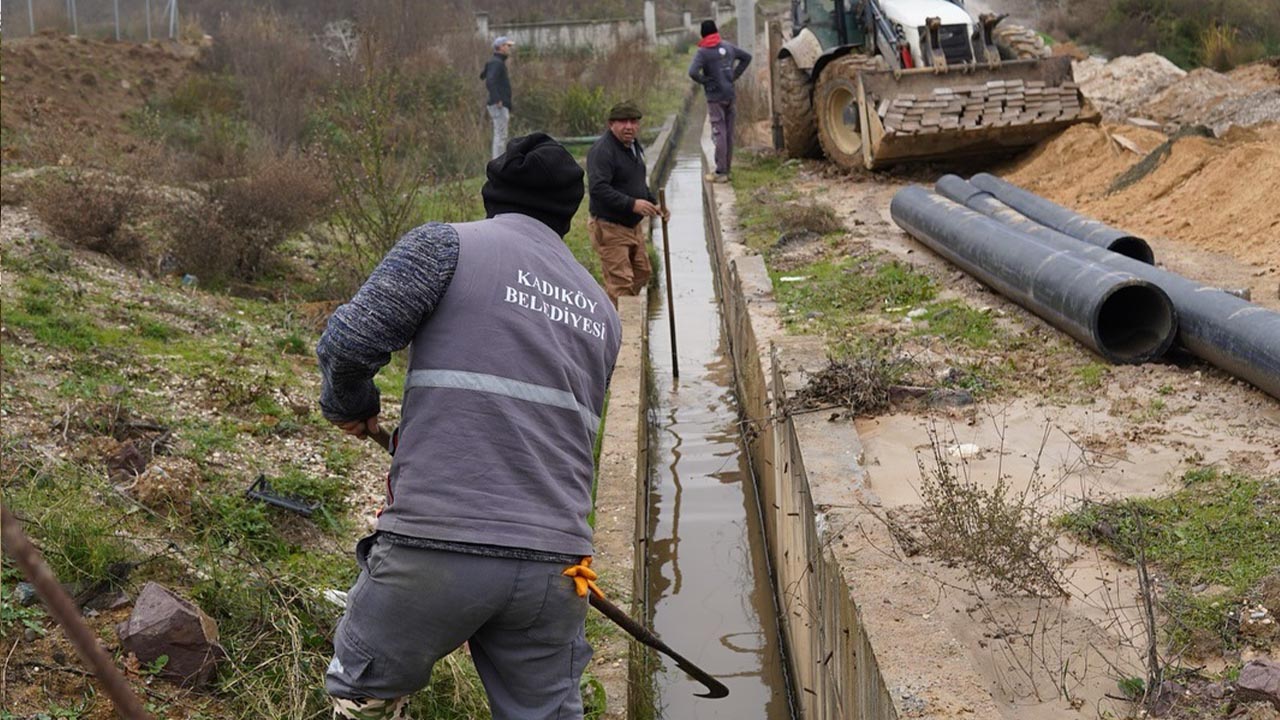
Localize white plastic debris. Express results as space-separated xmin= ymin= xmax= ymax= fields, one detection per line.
xmin=947 ymin=443 xmax=982 ymax=459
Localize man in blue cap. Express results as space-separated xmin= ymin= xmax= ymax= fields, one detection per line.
xmin=482 ymin=36 xmax=516 ymax=159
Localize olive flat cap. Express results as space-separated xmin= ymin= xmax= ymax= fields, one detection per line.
xmin=607 ymin=101 xmax=643 ymax=121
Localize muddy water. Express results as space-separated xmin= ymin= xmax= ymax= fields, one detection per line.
xmin=644 ymin=144 xmax=793 ymax=718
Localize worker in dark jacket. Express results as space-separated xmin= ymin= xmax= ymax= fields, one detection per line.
xmin=481 ymin=36 xmax=515 ymax=159
xmin=586 ymin=101 xmax=669 ymax=304
xmin=320 ymin=133 xmax=621 ymax=720
xmin=688 ymin=20 xmax=752 ymax=182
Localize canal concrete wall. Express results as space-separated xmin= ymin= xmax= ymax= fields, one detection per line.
xmin=699 ymin=124 xmax=1004 ymax=719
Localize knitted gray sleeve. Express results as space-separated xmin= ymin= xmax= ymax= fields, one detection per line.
xmin=316 ymin=222 xmax=460 ymax=422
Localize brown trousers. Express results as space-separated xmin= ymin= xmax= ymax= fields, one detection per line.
xmin=588 ymin=216 xmax=651 ymax=304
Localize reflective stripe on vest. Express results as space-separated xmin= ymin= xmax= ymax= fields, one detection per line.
xmin=405 ymin=369 xmax=601 ymax=434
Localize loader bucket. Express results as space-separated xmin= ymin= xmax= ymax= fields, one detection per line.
xmin=855 ymin=56 xmax=1099 ymax=169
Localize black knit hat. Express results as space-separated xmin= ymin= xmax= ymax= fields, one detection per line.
xmin=700 ymin=19 xmax=717 ymax=37
xmin=482 ymin=133 xmax=584 ymax=237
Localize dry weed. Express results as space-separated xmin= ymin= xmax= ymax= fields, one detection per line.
xmin=916 ymin=426 xmax=1066 ymax=597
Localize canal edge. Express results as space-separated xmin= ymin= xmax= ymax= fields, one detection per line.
xmin=698 ymin=121 xmax=1005 ymax=719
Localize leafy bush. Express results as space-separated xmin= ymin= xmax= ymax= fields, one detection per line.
xmin=1046 ymin=0 xmax=1280 ymax=69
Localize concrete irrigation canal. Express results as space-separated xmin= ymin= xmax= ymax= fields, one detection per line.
xmin=642 ymin=128 xmax=794 ymax=718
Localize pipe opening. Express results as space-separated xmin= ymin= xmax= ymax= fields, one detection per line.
xmin=1109 ymin=236 xmax=1155 ymax=265
xmin=1096 ymin=284 xmax=1176 ymax=363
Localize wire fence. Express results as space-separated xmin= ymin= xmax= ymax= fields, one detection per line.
xmin=1 ymin=0 xmax=181 ymax=41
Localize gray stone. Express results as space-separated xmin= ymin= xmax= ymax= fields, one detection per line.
xmin=1150 ymin=679 xmax=1184 ymax=717
xmin=116 ymin=582 xmax=225 ymax=687
xmin=1237 ymin=659 xmax=1280 ymax=710
xmin=15 ymin=581 xmax=39 ymax=606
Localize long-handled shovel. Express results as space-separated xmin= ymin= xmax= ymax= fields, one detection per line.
xmin=362 ymin=427 xmax=727 ymax=699
xmin=587 ymin=591 xmax=728 ymax=698
xmin=658 ymin=189 xmax=679 ymax=378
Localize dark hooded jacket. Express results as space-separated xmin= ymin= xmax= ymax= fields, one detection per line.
xmin=688 ymin=41 xmax=752 ymax=103
xmin=481 ymin=53 xmax=513 ymax=111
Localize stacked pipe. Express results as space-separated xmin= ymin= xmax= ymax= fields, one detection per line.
xmin=888 ymin=175 xmax=1280 ymax=402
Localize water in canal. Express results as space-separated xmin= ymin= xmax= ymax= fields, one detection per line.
xmin=644 ymin=133 xmax=793 ymax=718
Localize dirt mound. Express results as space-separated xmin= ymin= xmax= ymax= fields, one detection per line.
xmin=1077 ymin=54 xmax=1280 ymax=133
xmin=1229 ymin=58 xmax=1280 ymax=91
xmin=1001 ymin=122 xmax=1280 ymax=274
xmin=1074 ymin=53 xmax=1186 ymax=121
xmin=1144 ymin=68 xmax=1241 ymax=124
xmin=0 ymin=33 xmax=199 ymax=165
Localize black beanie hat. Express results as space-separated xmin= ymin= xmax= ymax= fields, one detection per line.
xmin=482 ymin=133 xmax=584 ymax=237
xmin=700 ymin=19 xmax=717 ymax=37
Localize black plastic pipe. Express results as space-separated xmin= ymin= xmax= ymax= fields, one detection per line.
xmin=969 ymin=173 xmax=1155 ymax=264
xmin=890 ymin=186 xmax=1177 ymax=364
xmin=936 ymin=175 xmax=1280 ymax=401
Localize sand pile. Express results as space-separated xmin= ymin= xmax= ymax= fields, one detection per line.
xmin=1073 ymin=53 xmax=1186 ymax=121
xmin=1000 ymin=123 xmax=1280 ymax=272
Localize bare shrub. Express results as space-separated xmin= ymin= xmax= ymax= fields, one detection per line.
xmin=315 ymin=58 xmax=434 ymax=270
xmin=916 ymin=427 xmax=1066 ymax=597
xmin=28 ymin=168 xmax=147 ymax=263
xmin=167 ymin=152 xmax=331 ymax=283
xmin=207 ymin=9 xmax=331 ymax=151
xmin=589 ymin=36 xmax=665 ymax=111
xmin=25 ymin=134 xmax=166 ymax=264
xmin=775 ymin=201 xmax=843 ymax=235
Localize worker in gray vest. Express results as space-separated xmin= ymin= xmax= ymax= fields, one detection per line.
xmin=318 ymin=133 xmax=621 ymax=720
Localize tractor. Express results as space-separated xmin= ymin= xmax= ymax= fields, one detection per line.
xmin=775 ymin=0 xmax=1099 ymax=169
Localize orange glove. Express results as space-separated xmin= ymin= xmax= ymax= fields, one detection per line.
xmin=563 ymin=556 xmax=605 ymax=600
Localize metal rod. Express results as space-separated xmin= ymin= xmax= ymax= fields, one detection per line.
xmin=28 ymin=0 xmax=35 ymax=35
xmin=1 ymin=506 xmax=154 ymax=720
xmin=146 ymin=0 xmax=152 ymax=41
xmin=969 ymin=172 xmax=1154 ymax=263
xmin=588 ymin=593 xmax=727 ymax=698
xmin=114 ymin=0 xmax=121 ymax=41
xmin=659 ymin=189 xmax=679 ymax=378
xmin=70 ymin=0 xmax=78 ymax=35
xmin=936 ymin=174 xmax=1280 ymax=400
xmin=890 ymin=185 xmax=1177 ymax=364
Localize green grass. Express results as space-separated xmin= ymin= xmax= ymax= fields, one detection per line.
xmin=728 ymin=154 xmax=803 ymax=253
xmin=910 ymin=300 xmax=996 ymax=347
xmin=1058 ymin=468 xmax=1280 ymax=650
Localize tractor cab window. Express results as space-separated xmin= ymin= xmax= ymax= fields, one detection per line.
xmin=797 ymin=0 xmax=841 ymax=48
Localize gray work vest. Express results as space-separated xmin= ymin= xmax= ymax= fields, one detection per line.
xmin=376 ymin=213 xmax=622 ymax=556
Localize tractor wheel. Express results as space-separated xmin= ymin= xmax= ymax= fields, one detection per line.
xmin=814 ymin=54 xmax=884 ymax=170
xmin=993 ymin=24 xmax=1050 ymax=60
xmin=778 ymin=54 xmax=820 ymax=159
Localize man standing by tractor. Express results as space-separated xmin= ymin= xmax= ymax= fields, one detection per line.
xmin=688 ymin=20 xmax=752 ymax=182
xmin=586 ymin=101 xmax=669 ymax=305
xmin=318 ymin=133 xmax=621 ymax=720
xmin=481 ymin=36 xmax=515 ymax=160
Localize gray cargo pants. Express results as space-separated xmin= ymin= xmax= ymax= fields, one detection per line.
xmin=708 ymin=99 xmax=736 ymax=176
xmin=326 ymin=535 xmax=592 ymax=719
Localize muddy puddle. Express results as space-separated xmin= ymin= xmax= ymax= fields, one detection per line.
xmin=643 ymin=141 xmax=793 ymax=717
